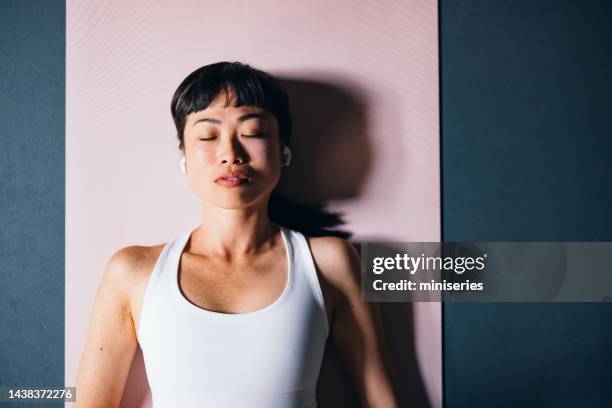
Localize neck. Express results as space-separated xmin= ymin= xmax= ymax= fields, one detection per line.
xmin=190 ymin=197 xmax=278 ymax=260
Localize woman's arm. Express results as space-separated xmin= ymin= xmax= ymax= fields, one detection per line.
xmin=311 ymin=237 xmax=398 ymax=408
xmin=74 ymin=248 xmax=141 ymax=407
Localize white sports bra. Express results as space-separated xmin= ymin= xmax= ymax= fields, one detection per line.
xmin=137 ymin=225 xmax=330 ymax=407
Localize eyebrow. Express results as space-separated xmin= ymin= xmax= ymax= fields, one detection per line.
xmin=192 ymin=112 xmax=267 ymax=127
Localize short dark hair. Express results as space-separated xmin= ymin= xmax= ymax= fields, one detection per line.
xmin=170 ymin=61 xmax=292 ymax=150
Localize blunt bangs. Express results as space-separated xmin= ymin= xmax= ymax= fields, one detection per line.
xmin=171 ymin=62 xmax=291 ymax=149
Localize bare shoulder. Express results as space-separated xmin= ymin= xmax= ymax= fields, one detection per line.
xmin=102 ymin=243 xmax=166 ymax=334
xmin=101 ymin=244 xmax=165 ymax=308
xmin=105 ymin=244 xmax=165 ymax=286
xmin=306 ymin=235 xmax=361 ymax=296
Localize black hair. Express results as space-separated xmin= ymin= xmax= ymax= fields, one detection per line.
xmin=171 ymin=61 xmax=291 ymax=150
xmin=170 ymin=61 xmax=351 ymax=239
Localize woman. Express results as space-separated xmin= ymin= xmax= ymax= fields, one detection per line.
xmin=75 ymin=62 xmax=397 ymax=407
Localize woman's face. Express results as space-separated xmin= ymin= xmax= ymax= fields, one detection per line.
xmin=182 ymin=92 xmax=283 ymax=210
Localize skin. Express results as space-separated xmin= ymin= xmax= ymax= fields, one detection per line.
xmin=74 ymin=91 xmax=398 ymax=407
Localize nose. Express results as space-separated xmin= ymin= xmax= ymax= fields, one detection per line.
xmin=217 ymin=135 xmax=246 ymax=165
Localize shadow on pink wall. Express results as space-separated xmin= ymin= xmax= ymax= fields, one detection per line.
xmin=276 ymin=78 xmax=372 ymax=205
xmin=120 ymin=78 xmax=432 ymax=408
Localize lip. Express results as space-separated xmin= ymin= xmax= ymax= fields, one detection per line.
xmin=214 ymin=170 xmax=252 ymax=187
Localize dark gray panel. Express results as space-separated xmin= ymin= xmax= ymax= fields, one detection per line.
xmin=441 ymin=0 xmax=612 ymax=407
xmin=0 ymin=0 xmax=65 ymax=393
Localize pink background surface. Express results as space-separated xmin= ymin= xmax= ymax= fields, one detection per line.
xmin=66 ymin=0 xmax=441 ymax=406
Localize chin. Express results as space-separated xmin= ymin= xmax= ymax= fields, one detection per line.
xmin=215 ymin=201 xmax=262 ymax=210
xmin=205 ymin=194 xmax=266 ymax=210
xmin=199 ymin=185 xmax=273 ymax=209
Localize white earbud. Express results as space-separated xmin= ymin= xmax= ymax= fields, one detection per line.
xmin=282 ymin=146 xmax=292 ymax=167
xmin=179 ymin=155 xmax=186 ymax=174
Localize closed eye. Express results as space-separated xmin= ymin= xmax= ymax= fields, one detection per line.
xmin=199 ymin=136 xmax=217 ymax=141
xmin=243 ymin=132 xmax=267 ymax=138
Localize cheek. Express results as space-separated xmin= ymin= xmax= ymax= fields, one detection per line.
xmin=188 ymin=147 xmax=216 ymax=168
xmin=251 ymin=144 xmax=271 ymax=163
xmin=251 ymin=143 xmax=281 ymax=168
